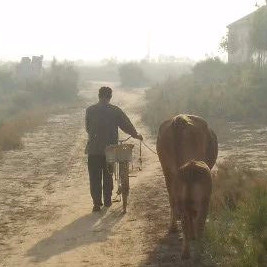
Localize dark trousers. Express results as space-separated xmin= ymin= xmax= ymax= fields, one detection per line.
xmin=87 ymin=155 xmax=113 ymax=206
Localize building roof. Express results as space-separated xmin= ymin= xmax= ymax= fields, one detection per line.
xmin=227 ymin=6 xmax=266 ymax=28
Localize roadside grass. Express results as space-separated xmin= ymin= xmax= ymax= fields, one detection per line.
xmin=140 ymin=58 xmax=267 ymax=265
xmin=0 ymin=60 xmax=79 ymax=155
xmin=142 ymin=59 xmax=267 ymax=135
xmin=201 ymin=161 xmax=267 ymax=266
xmin=0 ymin=109 xmax=48 ymax=151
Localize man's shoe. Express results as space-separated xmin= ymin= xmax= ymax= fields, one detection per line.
xmin=92 ymin=206 xmax=101 ymax=212
xmin=104 ymin=202 xmax=112 ymax=208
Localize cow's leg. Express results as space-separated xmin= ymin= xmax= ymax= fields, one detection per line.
xmin=163 ymin=171 xmax=178 ymax=232
xmin=190 ymin=213 xmax=197 ymax=240
xmin=181 ymin=214 xmax=191 ymax=259
xmin=169 ymin=195 xmax=178 ymax=232
xmin=196 ymin=201 xmax=209 ymax=238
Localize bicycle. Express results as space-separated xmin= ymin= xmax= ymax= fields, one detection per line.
xmin=105 ymin=140 xmax=134 ymax=213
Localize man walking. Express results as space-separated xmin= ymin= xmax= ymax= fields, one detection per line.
xmin=85 ymin=86 xmax=143 ymax=212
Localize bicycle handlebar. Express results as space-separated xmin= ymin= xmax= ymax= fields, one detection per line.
xmin=118 ymin=136 xmax=132 ymax=144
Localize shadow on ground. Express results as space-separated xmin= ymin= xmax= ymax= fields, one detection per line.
xmin=139 ymin=231 xmax=205 ymax=267
xmin=131 ymin=177 xmax=205 ymax=267
xmin=140 ymin=231 xmax=182 ymax=266
xmin=27 ymin=206 xmax=124 ymax=262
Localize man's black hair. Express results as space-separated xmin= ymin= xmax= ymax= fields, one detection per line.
xmin=99 ymin=86 xmax=112 ymax=99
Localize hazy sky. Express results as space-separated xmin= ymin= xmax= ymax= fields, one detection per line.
xmin=0 ymin=0 xmax=266 ymax=62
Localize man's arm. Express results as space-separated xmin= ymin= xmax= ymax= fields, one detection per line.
xmin=85 ymin=108 xmax=90 ymax=134
xmin=117 ymin=108 xmax=142 ymax=140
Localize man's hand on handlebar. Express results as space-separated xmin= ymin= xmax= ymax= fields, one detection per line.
xmin=135 ymin=133 xmax=143 ymax=141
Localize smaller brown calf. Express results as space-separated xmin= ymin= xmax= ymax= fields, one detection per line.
xmin=175 ymin=160 xmax=212 ymax=259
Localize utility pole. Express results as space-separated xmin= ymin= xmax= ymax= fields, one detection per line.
xmin=146 ymin=31 xmax=151 ymax=62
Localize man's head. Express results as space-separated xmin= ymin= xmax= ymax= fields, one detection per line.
xmin=99 ymin=86 xmax=112 ymax=102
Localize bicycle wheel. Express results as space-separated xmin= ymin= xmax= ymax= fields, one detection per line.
xmin=119 ymin=161 xmax=129 ymax=213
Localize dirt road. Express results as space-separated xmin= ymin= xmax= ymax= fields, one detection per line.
xmin=0 ymin=84 xmax=200 ymax=267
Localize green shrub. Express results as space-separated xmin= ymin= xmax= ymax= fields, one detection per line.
xmin=119 ymin=62 xmax=148 ymax=87
xmin=201 ymin=162 xmax=267 ymax=266
xmin=0 ymin=60 xmax=79 ymax=153
xmin=142 ymin=58 xmax=267 ymax=134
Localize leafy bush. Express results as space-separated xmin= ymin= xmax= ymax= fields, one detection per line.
xmin=142 ymin=58 xmax=267 ymax=135
xmin=78 ymin=62 xmax=119 ymax=82
xmin=0 ymin=60 xmax=79 ymax=121
xmin=119 ymin=62 xmax=148 ymax=87
xmin=0 ymin=60 xmax=79 ymax=153
xmin=140 ymin=61 xmax=192 ymax=83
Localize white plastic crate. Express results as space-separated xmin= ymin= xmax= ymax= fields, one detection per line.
xmin=105 ymin=144 xmax=134 ymax=163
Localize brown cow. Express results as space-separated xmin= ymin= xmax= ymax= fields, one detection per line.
xmin=174 ymin=160 xmax=212 ymax=259
xmin=156 ymin=114 xmax=218 ymax=257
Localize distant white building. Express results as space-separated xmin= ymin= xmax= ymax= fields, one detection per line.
xmin=227 ymin=13 xmax=253 ymax=63
xmin=17 ymin=55 xmax=43 ymax=79
xmin=31 ymin=56 xmax=43 ymax=76
xmin=227 ymin=6 xmax=267 ymax=63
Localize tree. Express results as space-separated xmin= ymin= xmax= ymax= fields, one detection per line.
xmin=219 ymin=34 xmax=228 ymax=53
xmin=219 ymin=31 xmax=240 ymax=57
xmin=118 ymin=63 xmax=148 ymax=88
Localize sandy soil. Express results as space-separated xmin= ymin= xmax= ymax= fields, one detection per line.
xmin=3 ymin=82 xmax=266 ymax=266
xmin=0 ymin=83 xmax=201 ymax=267
xmin=218 ymin=122 xmax=267 ymax=171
